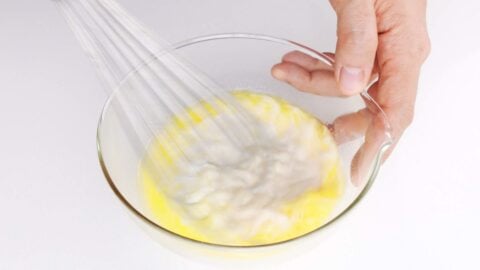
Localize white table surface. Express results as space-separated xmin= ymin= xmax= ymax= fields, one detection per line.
xmin=1 ymin=0 xmax=479 ymax=269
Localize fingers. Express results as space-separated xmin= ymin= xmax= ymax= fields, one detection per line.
xmin=350 ymin=113 xmax=391 ymax=186
xmin=348 ymin=17 xmax=429 ymax=184
xmin=271 ymin=59 xmax=339 ymax=96
xmin=274 ymin=0 xmax=379 ymax=96
xmin=373 ymin=58 xmax=423 ymax=142
xmin=330 ymin=0 xmax=378 ymax=95
xmin=349 ymin=43 xmax=427 ymax=183
xmin=272 ymin=50 xmax=380 ymax=98
xmin=282 ymin=51 xmax=332 ymax=71
xmin=330 ymin=108 xmax=372 ymax=144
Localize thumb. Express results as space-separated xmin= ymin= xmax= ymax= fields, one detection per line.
xmin=330 ymin=0 xmax=378 ymax=95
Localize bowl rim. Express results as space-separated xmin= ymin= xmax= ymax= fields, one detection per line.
xmin=96 ymin=32 xmax=392 ymax=249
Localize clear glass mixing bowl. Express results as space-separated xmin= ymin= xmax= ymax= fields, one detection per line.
xmin=97 ymin=33 xmax=393 ymax=257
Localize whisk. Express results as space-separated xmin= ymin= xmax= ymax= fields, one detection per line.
xmin=55 ymin=0 xmax=259 ymax=180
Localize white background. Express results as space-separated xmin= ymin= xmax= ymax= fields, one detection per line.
xmin=1 ymin=0 xmax=479 ymax=269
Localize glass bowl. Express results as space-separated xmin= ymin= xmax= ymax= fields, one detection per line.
xmin=97 ymin=33 xmax=393 ymax=257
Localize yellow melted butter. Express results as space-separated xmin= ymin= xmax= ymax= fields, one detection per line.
xmin=140 ymin=91 xmax=344 ymax=246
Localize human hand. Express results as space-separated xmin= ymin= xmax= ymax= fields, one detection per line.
xmin=272 ymin=0 xmax=430 ymax=183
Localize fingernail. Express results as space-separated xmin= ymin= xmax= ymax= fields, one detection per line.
xmin=272 ymin=66 xmax=287 ymax=80
xmin=339 ymin=66 xmax=365 ymax=94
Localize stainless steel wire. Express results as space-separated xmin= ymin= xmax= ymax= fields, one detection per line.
xmin=55 ymin=0 xmax=260 ymax=178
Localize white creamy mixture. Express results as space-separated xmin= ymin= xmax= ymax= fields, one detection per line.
xmin=154 ymin=95 xmax=339 ymax=240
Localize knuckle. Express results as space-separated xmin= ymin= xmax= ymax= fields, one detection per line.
xmin=381 ymin=33 xmax=431 ymax=64
xmin=398 ymin=106 xmax=415 ymax=128
xmin=329 ymin=0 xmax=346 ymax=12
xmin=336 ymin=87 xmax=353 ymax=97
xmin=419 ymin=35 xmax=431 ymax=60
xmin=339 ymin=92 xmax=353 ymax=98
xmin=295 ymin=83 xmax=309 ymax=93
xmin=404 ymin=110 xmax=415 ymax=127
xmin=338 ymin=29 xmax=377 ymax=48
xmin=409 ymin=36 xmax=431 ymax=63
xmin=329 ymin=0 xmax=338 ymax=10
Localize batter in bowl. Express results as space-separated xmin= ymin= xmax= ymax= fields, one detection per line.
xmin=140 ymin=91 xmax=344 ymax=246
